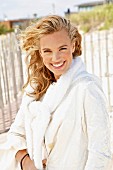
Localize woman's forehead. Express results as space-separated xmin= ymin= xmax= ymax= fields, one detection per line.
xmin=39 ymin=30 xmax=71 ymax=48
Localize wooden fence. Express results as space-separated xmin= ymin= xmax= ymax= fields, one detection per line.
xmin=81 ymin=29 xmax=113 ymax=112
xmin=0 ymin=33 xmax=23 ymax=133
xmin=0 ymin=29 xmax=113 ymax=133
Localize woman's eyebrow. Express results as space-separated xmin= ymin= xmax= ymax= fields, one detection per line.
xmin=42 ymin=48 xmax=51 ymax=51
xmin=59 ymin=45 xmax=68 ymax=48
xmin=42 ymin=45 xmax=68 ymax=51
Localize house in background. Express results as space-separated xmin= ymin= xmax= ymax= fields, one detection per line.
xmin=74 ymin=0 xmax=113 ymax=12
xmin=65 ymin=0 xmax=113 ymax=17
xmin=0 ymin=18 xmax=31 ymax=30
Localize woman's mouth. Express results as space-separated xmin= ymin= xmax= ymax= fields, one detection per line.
xmin=51 ymin=61 xmax=65 ymax=69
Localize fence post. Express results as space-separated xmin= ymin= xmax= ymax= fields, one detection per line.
xmin=98 ymin=31 xmax=102 ymax=79
xmin=0 ymin=60 xmax=6 ymax=132
xmin=90 ymin=33 xmax=94 ymax=74
xmin=105 ymin=30 xmax=111 ymax=112
xmin=83 ymin=34 xmax=87 ymax=68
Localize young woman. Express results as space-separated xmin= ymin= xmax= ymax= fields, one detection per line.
xmin=0 ymin=15 xmax=112 ymax=170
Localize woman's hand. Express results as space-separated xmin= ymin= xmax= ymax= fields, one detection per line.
xmin=23 ymin=157 xmax=47 ymax=170
xmin=22 ymin=156 xmax=38 ymax=170
xmin=15 ymin=149 xmax=38 ymax=170
xmin=15 ymin=149 xmax=47 ymax=170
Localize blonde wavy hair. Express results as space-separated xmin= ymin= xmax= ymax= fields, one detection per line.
xmin=20 ymin=15 xmax=82 ymax=100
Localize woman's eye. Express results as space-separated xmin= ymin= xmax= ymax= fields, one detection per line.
xmin=43 ymin=50 xmax=51 ymax=53
xmin=60 ymin=48 xmax=67 ymax=51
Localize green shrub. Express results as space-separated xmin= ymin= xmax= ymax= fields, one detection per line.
xmin=0 ymin=25 xmax=14 ymax=35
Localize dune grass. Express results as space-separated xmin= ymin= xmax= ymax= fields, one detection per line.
xmin=69 ymin=4 xmax=113 ymax=33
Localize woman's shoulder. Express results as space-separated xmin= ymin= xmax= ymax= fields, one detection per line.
xmin=71 ymin=72 xmax=106 ymax=104
xmin=21 ymin=84 xmax=35 ymax=105
xmin=24 ymin=84 xmax=34 ymax=93
xmin=72 ymin=71 xmax=102 ymax=90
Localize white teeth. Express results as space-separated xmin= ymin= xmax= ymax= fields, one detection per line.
xmin=52 ymin=62 xmax=64 ymax=67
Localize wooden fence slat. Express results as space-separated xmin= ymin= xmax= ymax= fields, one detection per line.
xmin=1 ymin=38 xmax=12 ymax=125
xmin=97 ymin=31 xmax=102 ymax=79
xmin=0 ymin=61 xmax=6 ymax=131
xmin=105 ymin=30 xmax=112 ymax=112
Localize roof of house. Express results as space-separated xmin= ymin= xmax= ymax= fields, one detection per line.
xmin=75 ymin=0 xmax=104 ymax=8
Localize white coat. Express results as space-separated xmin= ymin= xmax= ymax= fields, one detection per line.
xmin=0 ymin=57 xmax=112 ymax=170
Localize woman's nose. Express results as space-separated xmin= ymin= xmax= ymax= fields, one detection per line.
xmin=52 ymin=52 xmax=61 ymax=61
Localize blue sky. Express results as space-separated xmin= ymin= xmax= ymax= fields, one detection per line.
xmin=0 ymin=0 xmax=101 ymax=20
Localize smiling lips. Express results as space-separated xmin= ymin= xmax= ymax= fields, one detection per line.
xmin=52 ymin=61 xmax=65 ymax=69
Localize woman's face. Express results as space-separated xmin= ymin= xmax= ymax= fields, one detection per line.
xmin=40 ymin=29 xmax=75 ymax=80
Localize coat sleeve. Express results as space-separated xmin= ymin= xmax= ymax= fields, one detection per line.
xmin=0 ymin=94 xmax=34 ymax=170
xmin=84 ymin=81 xmax=112 ymax=170
xmin=0 ymin=96 xmax=25 ymax=170
xmin=7 ymin=95 xmax=28 ymax=150
xmin=7 ymin=92 xmax=34 ymax=150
